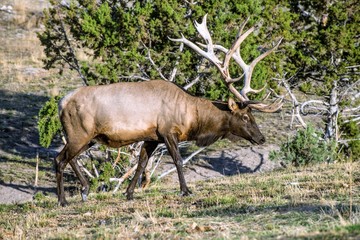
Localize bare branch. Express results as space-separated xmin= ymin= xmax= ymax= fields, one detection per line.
xmin=77 ymin=159 xmax=95 ymax=179
xmin=273 ymin=75 xmax=306 ymax=128
xmin=142 ymin=42 xmax=168 ymax=81
xmin=168 ymin=43 xmax=184 ymax=82
xmin=34 ymin=150 xmax=39 ymax=188
xmin=58 ymin=18 xmax=88 ymax=86
xmin=92 ymin=163 xmax=99 ymax=178
xmin=170 ymin=14 xmax=283 ymax=112
xmin=118 ymin=75 xmax=150 ymax=81
xmin=300 ymin=100 xmax=329 ymax=115
xmin=110 ymin=164 xmax=138 ymax=193
xmin=184 ymin=75 xmax=201 ymax=90
xmin=158 ymin=147 xmax=205 ymax=179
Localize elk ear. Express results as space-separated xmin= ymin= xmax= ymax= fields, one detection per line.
xmin=228 ymin=97 xmax=239 ymax=112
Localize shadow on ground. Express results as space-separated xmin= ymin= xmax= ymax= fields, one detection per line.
xmin=196 ymin=149 xmax=265 ymax=175
xmin=157 ymin=144 xmax=281 ymax=184
xmin=190 ymin=201 xmax=359 ymax=220
xmin=0 ymin=90 xmax=65 ymax=203
xmin=0 ymin=89 xmax=61 ymax=157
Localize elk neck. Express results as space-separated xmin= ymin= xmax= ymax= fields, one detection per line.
xmin=192 ymin=99 xmax=232 ymax=147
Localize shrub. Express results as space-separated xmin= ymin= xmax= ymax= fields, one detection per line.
xmin=38 ymin=96 xmax=62 ymax=148
xmin=339 ymin=120 xmax=360 ymax=160
xmin=270 ymin=125 xmax=336 ymax=167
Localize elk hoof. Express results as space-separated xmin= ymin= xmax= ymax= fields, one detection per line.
xmin=124 ymin=191 xmax=134 ymax=200
xmin=126 ymin=193 xmax=134 ymax=201
xmin=81 ymin=186 xmax=89 ymax=202
xmin=180 ymin=189 xmax=193 ymax=197
xmin=58 ymin=200 xmax=69 ymax=207
xmin=81 ymin=193 xmax=88 ymax=202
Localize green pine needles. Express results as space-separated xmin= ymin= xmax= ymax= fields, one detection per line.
xmin=38 ymin=96 xmax=62 ymax=148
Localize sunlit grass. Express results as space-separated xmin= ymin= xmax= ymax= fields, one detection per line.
xmin=0 ymin=162 xmax=359 ymax=239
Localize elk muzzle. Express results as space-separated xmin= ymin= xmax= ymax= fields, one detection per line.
xmin=250 ymin=134 xmax=266 ymax=145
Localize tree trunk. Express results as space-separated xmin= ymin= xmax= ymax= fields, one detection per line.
xmin=325 ymin=81 xmax=339 ymax=141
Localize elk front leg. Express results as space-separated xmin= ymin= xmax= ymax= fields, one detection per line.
xmin=126 ymin=141 xmax=158 ymax=200
xmin=164 ymin=134 xmax=192 ymax=196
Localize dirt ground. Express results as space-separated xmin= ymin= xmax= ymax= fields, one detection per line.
xmin=0 ymin=143 xmax=282 ymax=204
xmin=156 ymin=144 xmax=281 ymax=184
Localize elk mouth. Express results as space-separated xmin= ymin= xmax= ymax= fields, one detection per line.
xmin=225 ymin=133 xmax=265 ymax=145
xmin=250 ymin=137 xmax=266 ymax=145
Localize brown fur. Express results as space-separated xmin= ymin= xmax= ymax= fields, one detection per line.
xmin=55 ymin=80 xmax=265 ymax=206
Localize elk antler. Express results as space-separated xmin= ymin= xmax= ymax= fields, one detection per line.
xmin=170 ymin=14 xmax=283 ymax=112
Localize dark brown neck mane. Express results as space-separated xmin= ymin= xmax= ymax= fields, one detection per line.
xmin=193 ymin=100 xmax=231 ymax=147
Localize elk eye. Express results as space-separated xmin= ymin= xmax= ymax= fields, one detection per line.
xmin=242 ymin=114 xmax=250 ymax=123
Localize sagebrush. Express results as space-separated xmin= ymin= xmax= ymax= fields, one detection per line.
xmin=270 ymin=125 xmax=337 ymax=166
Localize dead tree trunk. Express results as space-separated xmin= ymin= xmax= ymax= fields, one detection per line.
xmin=325 ymin=81 xmax=339 ymax=141
xmin=273 ymin=75 xmax=306 ymax=128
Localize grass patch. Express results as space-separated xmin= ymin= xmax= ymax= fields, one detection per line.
xmin=0 ymin=162 xmax=359 ymax=239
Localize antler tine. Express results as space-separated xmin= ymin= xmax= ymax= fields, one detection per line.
xmin=237 ymin=17 xmax=251 ymax=38
xmin=168 ymin=33 xmax=222 ymax=66
xmin=235 ymin=16 xmax=250 ymax=55
xmin=247 ymin=98 xmax=283 ymax=113
xmin=223 ymin=18 xmax=254 ymax=73
xmin=250 ymin=37 xmax=283 ymax=69
xmin=228 ymin=83 xmax=248 ymax=102
xmin=240 ymin=37 xmax=283 ymax=99
xmin=194 ymin=14 xmax=214 ymax=54
xmin=193 ymin=15 xmax=255 ymax=85
xmin=170 ymin=14 xmax=283 ymax=112
xmin=169 ymin=15 xmax=227 ymax=78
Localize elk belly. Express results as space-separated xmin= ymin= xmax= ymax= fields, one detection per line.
xmin=95 ymin=125 xmax=159 ymax=148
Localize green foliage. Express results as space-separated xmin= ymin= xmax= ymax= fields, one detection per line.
xmin=284 ymin=0 xmax=359 ymax=94
xmin=299 ymin=82 xmax=312 ymax=94
xmin=89 ymin=149 xmax=131 ymax=192
xmin=99 ymin=162 xmax=115 ymax=185
xmin=38 ymin=96 xmax=62 ymax=148
xmin=339 ymin=120 xmax=360 ymax=160
xmin=270 ymin=125 xmax=337 ymax=166
xmin=90 ymin=162 xmax=115 ymax=192
xmin=38 ymin=0 xmax=289 ymax=99
xmin=38 ymin=0 xmax=359 ymax=101
xmin=33 ymin=192 xmax=46 ymax=201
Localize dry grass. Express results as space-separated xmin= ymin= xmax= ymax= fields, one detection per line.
xmin=11 ymin=0 xmax=47 ymax=29
xmin=0 ymin=162 xmax=359 ymax=239
xmin=0 ymin=0 xmax=81 ymax=94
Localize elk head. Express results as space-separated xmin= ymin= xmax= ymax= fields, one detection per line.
xmin=170 ymin=14 xmax=283 ymax=113
xmin=227 ymin=98 xmax=266 ymax=145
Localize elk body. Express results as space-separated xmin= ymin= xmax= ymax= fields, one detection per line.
xmin=55 ymin=14 xmax=282 ymax=206
xmin=56 ymin=80 xmax=265 ymax=205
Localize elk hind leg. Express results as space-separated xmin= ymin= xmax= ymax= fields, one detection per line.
xmin=69 ymin=141 xmax=96 ymax=202
xmin=141 ymin=168 xmax=151 ymax=189
xmin=55 ymin=142 xmax=90 ymax=206
xmin=126 ymin=141 xmax=158 ymax=200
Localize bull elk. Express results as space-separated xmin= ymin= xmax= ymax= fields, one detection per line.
xmin=55 ymin=14 xmax=282 ymax=206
